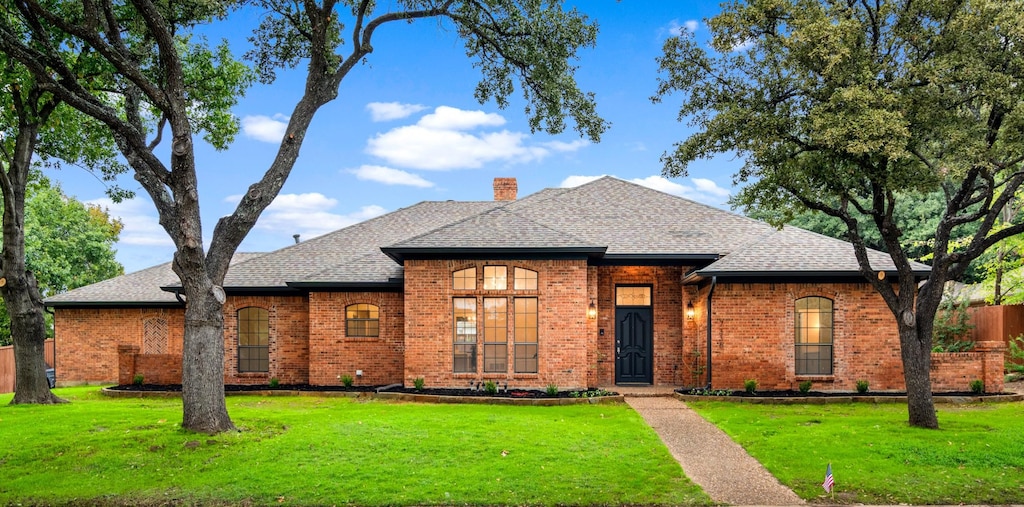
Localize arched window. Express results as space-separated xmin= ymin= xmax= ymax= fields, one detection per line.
xmin=346 ymin=304 xmax=380 ymax=337
xmin=238 ymin=307 xmax=269 ymax=373
xmin=453 ymin=267 xmax=476 ymax=290
xmin=514 ymin=267 xmax=538 ymax=290
xmin=795 ymin=297 xmax=833 ymax=375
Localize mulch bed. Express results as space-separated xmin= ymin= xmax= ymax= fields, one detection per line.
xmin=107 ymin=384 xmax=616 ymax=399
xmin=678 ymin=388 xmax=1005 ymax=398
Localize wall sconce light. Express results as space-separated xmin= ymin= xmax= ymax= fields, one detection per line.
xmin=587 ymin=299 xmax=598 ymax=320
xmin=686 ymin=302 xmax=695 ymax=320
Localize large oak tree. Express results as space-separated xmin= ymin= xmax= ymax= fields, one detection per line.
xmin=655 ymin=0 xmax=1024 ymax=428
xmin=0 ymin=0 xmax=605 ymax=433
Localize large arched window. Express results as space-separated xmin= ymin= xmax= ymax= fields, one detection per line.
xmin=346 ymin=304 xmax=380 ymax=337
xmin=238 ymin=307 xmax=269 ymax=373
xmin=795 ymin=297 xmax=833 ymax=375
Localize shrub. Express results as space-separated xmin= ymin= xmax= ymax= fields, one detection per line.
xmin=484 ymin=380 xmax=498 ymax=395
xmin=798 ymin=380 xmax=812 ymax=394
xmin=340 ymin=374 xmax=354 ymax=387
xmin=1007 ymin=335 xmax=1024 ymax=374
xmin=269 ymin=377 xmax=280 ymax=388
xmin=413 ymin=377 xmax=425 ymax=391
xmin=545 ymin=384 xmax=559 ymax=396
xmin=856 ymin=380 xmax=870 ymax=393
xmin=932 ymin=295 xmax=975 ymax=352
xmin=970 ymin=379 xmax=984 ymax=394
xmin=743 ymin=379 xmax=758 ymax=394
xmin=132 ymin=374 xmax=144 ymax=386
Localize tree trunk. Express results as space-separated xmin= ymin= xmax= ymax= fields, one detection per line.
xmin=899 ymin=319 xmax=938 ymax=428
xmin=180 ymin=288 xmax=234 ymax=433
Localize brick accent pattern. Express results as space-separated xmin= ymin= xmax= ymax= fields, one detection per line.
xmin=308 ymin=291 xmax=405 ymax=386
xmin=143 ymin=317 xmax=168 ymax=354
xmin=492 ymin=177 xmax=518 ymax=201
xmin=403 ymin=259 xmax=590 ymax=389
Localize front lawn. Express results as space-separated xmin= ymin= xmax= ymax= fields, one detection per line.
xmin=689 ymin=400 xmax=1024 ymax=504
xmin=0 ymin=388 xmax=709 ymax=506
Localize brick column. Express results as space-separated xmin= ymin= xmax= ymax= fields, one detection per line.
xmin=117 ymin=344 xmax=140 ymax=386
xmin=975 ymin=340 xmax=1006 ymax=393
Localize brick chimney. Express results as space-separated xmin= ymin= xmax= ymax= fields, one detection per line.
xmin=493 ymin=177 xmax=517 ymax=201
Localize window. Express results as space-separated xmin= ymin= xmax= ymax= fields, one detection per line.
xmin=795 ymin=297 xmax=833 ymax=375
xmin=514 ymin=298 xmax=538 ymax=373
xmin=514 ymin=267 xmax=538 ymax=290
xmin=346 ymin=304 xmax=379 ymax=337
xmin=453 ymin=267 xmax=476 ymax=290
xmin=238 ymin=307 xmax=269 ymax=373
xmin=454 ymin=298 xmax=477 ymax=372
xmin=616 ymin=286 xmax=651 ymax=306
xmin=483 ymin=266 xmax=507 ymax=290
xmin=483 ymin=298 xmax=507 ymax=372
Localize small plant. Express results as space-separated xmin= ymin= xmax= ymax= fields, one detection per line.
xmin=484 ymin=380 xmax=498 ymax=395
xmin=269 ymin=377 xmax=280 ymax=388
xmin=340 ymin=374 xmax=354 ymax=387
xmin=744 ymin=379 xmax=758 ymax=394
xmin=569 ymin=388 xmax=612 ymax=398
xmin=132 ymin=373 xmax=144 ymax=386
xmin=798 ymin=380 xmax=812 ymax=394
xmin=970 ymin=379 xmax=984 ymax=394
xmin=413 ymin=377 xmax=425 ymax=391
xmin=686 ymin=387 xmax=733 ymax=396
xmin=545 ymin=383 xmax=559 ymax=396
xmin=1007 ymin=335 xmax=1024 ymax=374
xmin=856 ymin=380 xmax=870 ymax=393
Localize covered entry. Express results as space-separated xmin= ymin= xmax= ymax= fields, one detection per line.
xmin=615 ymin=286 xmax=652 ymax=384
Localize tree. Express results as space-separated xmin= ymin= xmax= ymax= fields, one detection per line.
xmin=0 ymin=176 xmax=124 ymax=347
xmin=655 ymin=0 xmax=1024 ymax=428
xmin=0 ymin=0 xmax=606 ymax=433
xmin=0 ymin=42 xmax=129 ymax=403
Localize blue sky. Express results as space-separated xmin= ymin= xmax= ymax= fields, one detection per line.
xmin=50 ymin=2 xmax=743 ymax=274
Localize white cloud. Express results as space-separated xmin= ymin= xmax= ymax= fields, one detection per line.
xmin=225 ymin=193 xmax=387 ymax=238
xmin=87 ymin=197 xmax=174 ymax=247
xmin=241 ymin=114 xmax=289 ymax=143
xmin=542 ymin=140 xmax=590 ymax=152
xmin=560 ymin=175 xmax=607 ymax=188
xmin=667 ymin=19 xmax=699 ymax=36
xmin=349 ymin=165 xmax=435 ymax=188
xmin=366 ymin=106 xmax=584 ymax=171
xmin=417 ymin=106 xmax=506 ymax=130
xmin=560 ymin=174 xmax=732 ymax=206
xmin=366 ymin=102 xmax=428 ymax=122
xmin=731 ymin=39 xmax=755 ymax=52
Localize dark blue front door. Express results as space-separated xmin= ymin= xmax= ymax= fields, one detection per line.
xmin=615 ymin=307 xmax=653 ymax=383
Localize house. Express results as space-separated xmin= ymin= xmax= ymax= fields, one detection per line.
xmin=45 ymin=177 xmax=1006 ymax=392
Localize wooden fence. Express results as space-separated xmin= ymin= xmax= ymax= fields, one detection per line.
xmin=968 ymin=305 xmax=1024 ymax=368
xmin=0 ymin=339 xmax=55 ymax=394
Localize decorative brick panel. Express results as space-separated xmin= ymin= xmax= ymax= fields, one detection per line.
xmin=143 ymin=318 xmax=168 ymax=354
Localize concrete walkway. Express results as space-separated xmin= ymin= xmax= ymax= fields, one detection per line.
xmin=626 ymin=397 xmax=805 ymax=506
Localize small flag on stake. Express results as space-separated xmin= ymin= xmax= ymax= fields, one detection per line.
xmin=822 ymin=463 xmax=835 ymax=494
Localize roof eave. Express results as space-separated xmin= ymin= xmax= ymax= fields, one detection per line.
xmin=687 ymin=268 xmax=931 ymax=284
xmin=46 ymin=300 xmax=182 ymax=309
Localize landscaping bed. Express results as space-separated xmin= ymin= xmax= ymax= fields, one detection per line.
xmin=106 ymin=383 xmax=618 ymax=399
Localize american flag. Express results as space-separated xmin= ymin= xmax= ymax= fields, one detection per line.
xmin=822 ymin=463 xmax=835 ymax=493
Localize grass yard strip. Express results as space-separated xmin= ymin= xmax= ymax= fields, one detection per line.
xmin=0 ymin=387 xmax=709 ymax=506
xmin=688 ymin=400 xmax=1024 ymax=504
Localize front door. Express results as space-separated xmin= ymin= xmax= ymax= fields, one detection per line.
xmin=615 ymin=305 xmax=653 ymax=384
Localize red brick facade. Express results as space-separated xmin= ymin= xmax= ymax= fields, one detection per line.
xmin=54 ymin=270 xmax=1005 ymax=393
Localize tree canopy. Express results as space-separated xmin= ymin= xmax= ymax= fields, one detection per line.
xmin=656 ymin=0 xmax=1024 ymax=428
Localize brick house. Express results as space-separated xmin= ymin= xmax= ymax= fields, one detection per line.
xmin=45 ymin=176 xmax=1006 ymax=392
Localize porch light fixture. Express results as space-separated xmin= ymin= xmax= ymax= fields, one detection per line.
xmin=686 ymin=302 xmax=695 ymax=320
xmin=587 ymin=299 xmax=598 ymax=320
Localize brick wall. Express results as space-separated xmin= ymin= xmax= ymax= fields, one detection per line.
xmin=117 ymin=344 xmax=182 ymax=385
xmin=308 ymin=291 xmax=405 ymax=386
xmin=930 ymin=341 xmax=1005 ymax=393
xmin=222 ymin=295 xmax=309 ymax=385
xmin=57 ymin=308 xmax=185 ymax=384
xmin=403 ymin=259 xmax=591 ymax=389
xmin=700 ymin=282 xmax=906 ymax=391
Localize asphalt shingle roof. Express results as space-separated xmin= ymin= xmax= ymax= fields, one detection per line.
xmin=46 ymin=176 xmax=931 ymax=304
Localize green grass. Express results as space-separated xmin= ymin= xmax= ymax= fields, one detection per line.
xmin=0 ymin=387 xmax=709 ymax=506
xmin=689 ymin=401 xmax=1024 ymax=504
